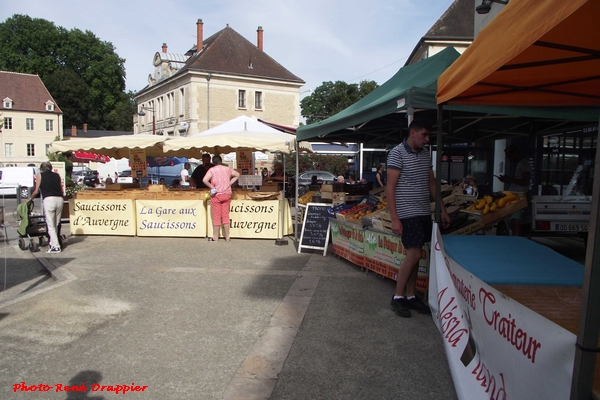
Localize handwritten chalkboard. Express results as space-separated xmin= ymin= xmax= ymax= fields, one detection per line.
xmin=298 ymin=203 xmax=331 ymax=256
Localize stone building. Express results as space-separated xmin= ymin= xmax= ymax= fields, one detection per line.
xmin=134 ymin=20 xmax=304 ymax=136
xmin=0 ymin=71 xmax=63 ymax=167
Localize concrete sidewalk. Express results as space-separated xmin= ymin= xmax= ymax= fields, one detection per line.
xmin=0 ymin=225 xmax=456 ymax=399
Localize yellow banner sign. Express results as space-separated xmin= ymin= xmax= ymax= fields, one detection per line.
xmin=207 ymin=199 xmax=292 ymax=239
xmin=136 ymin=199 xmax=207 ymax=237
xmin=70 ymin=199 xmax=136 ymax=235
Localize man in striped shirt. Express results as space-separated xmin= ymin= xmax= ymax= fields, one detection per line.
xmin=386 ymin=119 xmax=451 ymax=318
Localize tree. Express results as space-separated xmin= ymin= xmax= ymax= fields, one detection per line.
xmin=300 ymin=80 xmax=379 ymax=125
xmin=280 ymin=153 xmax=349 ymax=177
xmin=0 ymin=14 xmax=127 ymax=130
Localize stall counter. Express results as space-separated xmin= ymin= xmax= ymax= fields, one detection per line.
xmin=69 ymin=188 xmax=292 ymax=239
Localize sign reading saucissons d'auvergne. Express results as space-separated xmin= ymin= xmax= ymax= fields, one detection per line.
xmin=70 ymin=199 xmax=136 ymax=235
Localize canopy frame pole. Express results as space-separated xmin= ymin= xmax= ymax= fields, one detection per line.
xmin=275 ymin=152 xmax=289 ymax=246
xmin=434 ymin=105 xmax=443 ymax=224
xmin=295 ymin=142 xmax=299 ymax=242
xmin=571 ymin=117 xmax=600 ymax=400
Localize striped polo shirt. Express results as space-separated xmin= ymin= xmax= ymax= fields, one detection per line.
xmin=387 ymin=140 xmax=432 ymax=219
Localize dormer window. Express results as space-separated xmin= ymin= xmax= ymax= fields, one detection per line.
xmin=3 ymin=97 xmax=13 ymax=109
xmin=45 ymin=101 xmax=55 ymax=112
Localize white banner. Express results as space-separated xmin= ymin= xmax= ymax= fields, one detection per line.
xmin=429 ymin=224 xmax=576 ymax=400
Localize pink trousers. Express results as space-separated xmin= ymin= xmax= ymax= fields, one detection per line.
xmin=210 ymin=193 xmax=231 ymax=226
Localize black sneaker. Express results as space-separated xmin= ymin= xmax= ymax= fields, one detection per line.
xmin=390 ymin=297 xmax=411 ymax=318
xmin=407 ymin=297 xmax=431 ymax=315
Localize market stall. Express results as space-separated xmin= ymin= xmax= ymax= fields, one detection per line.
xmin=53 ymin=117 xmax=301 ymax=240
xmin=436 ymin=1 xmax=600 ymax=397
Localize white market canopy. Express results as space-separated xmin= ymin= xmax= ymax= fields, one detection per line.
xmin=51 ymin=136 xmax=169 ymax=159
xmin=163 ymin=116 xmax=311 ymax=157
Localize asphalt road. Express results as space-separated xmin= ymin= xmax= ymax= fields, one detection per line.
xmin=0 ymin=213 xmax=457 ymax=400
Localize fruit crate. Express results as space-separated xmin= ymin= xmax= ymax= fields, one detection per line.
xmin=452 ymin=193 xmax=528 ymax=235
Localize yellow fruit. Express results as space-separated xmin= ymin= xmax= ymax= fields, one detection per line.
xmin=502 ymin=191 xmax=514 ymax=197
xmin=484 ymin=195 xmax=493 ymax=204
xmin=490 ymin=202 xmax=498 ymax=212
xmin=498 ymin=195 xmax=517 ymax=208
xmin=475 ymin=199 xmax=486 ymax=210
xmin=466 ymin=204 xmax=475 ymax=211
xmin=483 ymin=204 xmax=490 ymax=215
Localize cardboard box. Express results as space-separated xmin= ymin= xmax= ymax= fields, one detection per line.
xmin=321 ymin=191 xmax=333 ymax=200
xmin=321 ymin=184 xmax=333 ymax=192
xmin=148 ymin=184 xmax=168 ymax=192
xmin=332 ymin=192 xmax=346 ymax=202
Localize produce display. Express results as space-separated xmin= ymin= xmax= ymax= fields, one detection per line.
xmin=465 ymin=191 xmax=518 ymax=215
xmin=298 ymin=191 xmax=317 ymax=205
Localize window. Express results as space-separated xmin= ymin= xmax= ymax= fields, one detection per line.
xmin=3 ymin=97 xmax=12 ymax=109
xmin=238 ymin=90 xmax=247 ymax=108
xmin=46 ymin=119 xmax=54 ymax=132
xmin=5 ymin=143 xmax=13 ymax=156
xmin=46 ymin=144 xmax=52 ymax=155
xmin=179 ymin=88 xmax=185 ymax=116
xmin=26 ymin=118 xmax=34 ymax=130
xmin=254 ymin=91 xmax=263 ymax=110
xmin=46 ymin=101 xmax=54 ymax=111
xmin=27 ymin=144 xmax=35 ymax=157
xmin=3 ymin=117 xmax=12 ymax=130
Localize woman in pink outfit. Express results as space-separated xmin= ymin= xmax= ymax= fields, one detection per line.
xmin=202 ymin=155 xmax=240 ymax=242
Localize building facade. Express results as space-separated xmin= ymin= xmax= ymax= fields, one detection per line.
xmin=134 ymin=20 xmax=305 ymax=136
xmin=0 ymin=71 xmax=63 ymax=167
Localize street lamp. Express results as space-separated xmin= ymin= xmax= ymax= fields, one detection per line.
xmin=138 ymin=106 xmax=156 ymax=135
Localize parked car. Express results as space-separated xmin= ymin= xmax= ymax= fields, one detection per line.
xmin=83 ymin=171 xmax=100 ymax=187
xmin=0 ymin=166 xmax=38 ymax=198
xmin=72 ymin=169 xmax=93 ymax=185
xmin=146 ymin=162 xmax=199 ymax=187
xmin=117 ymin=170 xmax=133 ymax=183
xmin=297 ymin=171 xmax=337 ymax=186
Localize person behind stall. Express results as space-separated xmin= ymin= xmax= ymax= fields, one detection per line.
xmin=387 ymin=118 xmax=451 ymax=318
xmin=266 ymin=162 xmax=285 ymax=183
xmin=261 ymin=168 xmax=269 ymax=180
xmin=114 ymin=172 xmax=118 ymax=183
xmin=254 ymin=168 xmax=259 ymax=176
xmin=171 ymin=179 xmax=182 ymax=189
xmin=105 ymin=175 xmax=113 ymax=185
xmin=336 ymin=175 xmax=345 ymax=183
xmin=26 ymin=161 xmax=64 ymax=254
xmin=180 ymin=162 xmax=191 ymax=187
xmin=375 ymin=164 xmax=386 ymax=188
xmin=461 ymin=175 xmax=478 ymax=196
xmin=190 ymin=154 xmax=213 ymax=189
xmin=347 ymin=174 xmax=357 ymax=184
xmin=496 ymin=144 xmax=531 ymax=236
xmin=203 ymin=155 xmax=240 ymax=242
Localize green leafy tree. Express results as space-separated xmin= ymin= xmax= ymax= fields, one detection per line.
xmin=104 ymin=91 xmax=137 ymax=131
xmin=0 ymin=14 xmax=127 ymax=130
xmin=281 ymin=153 xmax=349 ymax=177
xmin=300 ymin=80 xmax=379 ymax=124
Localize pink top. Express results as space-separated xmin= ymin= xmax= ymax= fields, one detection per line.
xmin=209 ymin=165 xmax=233 ymax=195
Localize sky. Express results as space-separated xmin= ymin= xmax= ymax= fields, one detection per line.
xmin=2 ymin=0 xmax=456 ymax=96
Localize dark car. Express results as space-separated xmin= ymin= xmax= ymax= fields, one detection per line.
xmin=83 ymin=171 xmax=100 ymax=187
xmin=297 ymin=171 xmax=337 ymax=186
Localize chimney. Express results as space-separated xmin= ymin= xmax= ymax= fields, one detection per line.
xmin=71 ymin=125 xmax=77 ymax=136
xmin=162 ymin=43 xmax=168 ymax=53
xmin=83 ymin=123 xmax=88 ymax=132
xmin=257 ymin=26 xmax=263 ymax=51
xmin=196 ymin=19 xmax=203 ymax=52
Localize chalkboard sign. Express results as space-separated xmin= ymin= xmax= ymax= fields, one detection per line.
xmin=298 ymin=203 xmax=331 ymax=256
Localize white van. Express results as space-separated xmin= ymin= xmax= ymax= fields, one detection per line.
xmin=0 ymin=167 xmax=37 ymax=198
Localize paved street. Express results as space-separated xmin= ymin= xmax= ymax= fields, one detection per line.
xmin=0 ymin=210 xmax=457 ymax=400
